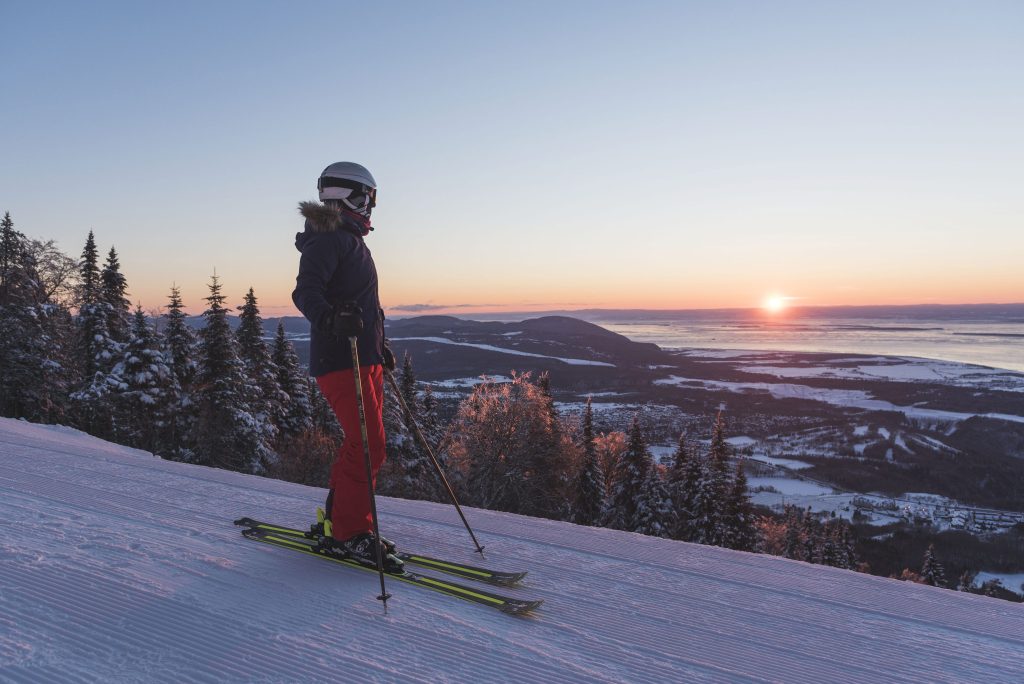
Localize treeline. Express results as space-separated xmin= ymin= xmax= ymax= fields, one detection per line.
xmin=0 ymin=215 xmax=337 ymax=475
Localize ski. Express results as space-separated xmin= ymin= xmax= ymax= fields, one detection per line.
xmin=233 ymin=517 xmax=527 ymax=587
xmin=239 ymin=528 xmax=542 ymax=615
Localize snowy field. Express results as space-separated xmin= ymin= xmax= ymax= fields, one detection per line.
xmin=390 ymin=336 xmax=616 ymax=367
xmin=653 ymin=375 xmax=1024 ymax=425
xmin=734 ymin=358 xmax=1024 ymax=392
xmin=2 ymin=418 xmax=1024 ymax=683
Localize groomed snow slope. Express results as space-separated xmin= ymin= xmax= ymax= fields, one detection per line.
xmin=1 ymin=418 xmax=1022 ymax=683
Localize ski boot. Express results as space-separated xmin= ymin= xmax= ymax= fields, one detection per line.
xmin=312 ymin=507 xmax=397 ymax=554
xmin=338 ymin=532 xmax=405 ymax=573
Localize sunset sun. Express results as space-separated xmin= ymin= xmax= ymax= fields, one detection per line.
xmin=763 ymin=294 xmax=788 ymax=313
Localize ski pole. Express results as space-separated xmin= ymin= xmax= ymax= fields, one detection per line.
xmin=349 ymin=337 xmax=392 ymax=612
xmin=384 ymin=368 xmax=486 ymax=557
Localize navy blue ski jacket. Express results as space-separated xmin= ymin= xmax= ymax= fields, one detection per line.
xmin=291 ymin=201 xmax=385 ymax=377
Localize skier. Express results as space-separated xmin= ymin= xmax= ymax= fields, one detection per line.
xmin=292 ymin=161 xmax=399 ymax=569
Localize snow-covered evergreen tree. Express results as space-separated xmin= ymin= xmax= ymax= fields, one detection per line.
xmin=634 ymin=465 xmax=675 ymax=537
xmin=70 ymin=234 xmax=124 ymax=437
xmin=310 ymin=378 xmax=341 ymax=438
xmin=399 ymin=351 xmax=419 ymax=414
xmin=192 ymin=274 xmax=273 ymax=473
xmin=572 ymin=397 xmax=606 ymax=526
xmin=108 ymin=307 xmax=181 ymax=453
xmin=163 ymin=285 xmax=197 ymax=389
xmin=606 ymin=415 xmax=652 ymax=531
xmin=722 ymin=461 xmax=758 ymax=551
xmin=100 ymin=246 xmax=131 ymax=343
xmin=667 ymin=431 xmax=700 ymax=540
xmin=235 ymin=287 xmax=285 ymax=442
xmin=271 ymin=321 xmax=312 ymax=438
xmin=690 ymin=414 xmax=731 ymax=546
xmin=921 ymin=543 xmax=947 ymax=588
xmin=801 ymin=510 xmax=820 ymax=564
xmin=378 ymin=370 xmax=442 ymax=502
xmin=782 ymin=506 xmax=805 ymax=561
xmin=420 ymin=384 xmax=441 ymax=444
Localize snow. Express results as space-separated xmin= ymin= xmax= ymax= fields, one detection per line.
xmin=853 ymin=425 xmax=869 ymax=437
xmin=2 ymin=417 xmax=1024 ymax=683
xmin=429 ymin=375 xmax=514 ymax=388
xmin=648 ymin=445 xmax=676 ymax=463
xmin=653 ymin=375 xmax=1024 ymax=425
xmin=747 ymin=477 xmax=835 ymax=496
xmin=390 ymin=337 xmax=616 ymax=367
xmin=749 ymin=455 xmax=814 ymax=471
xmin=975 ymin=573 xmax=1024 ymax=594
xmin=736 ymin=359 xmax=1024 ymax=392
xmin=725 ymin=436 xmax=757 ymax=448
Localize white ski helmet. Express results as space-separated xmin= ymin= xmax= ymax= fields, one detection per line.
xmin=318 ymin=162 xmax=377 ymax=216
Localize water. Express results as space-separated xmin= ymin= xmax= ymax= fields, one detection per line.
xmin=576 ymin=304 xmax=1024 ymax=373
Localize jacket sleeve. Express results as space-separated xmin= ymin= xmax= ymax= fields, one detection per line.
xmin=292 ymin=232 xmax=337 ymax=330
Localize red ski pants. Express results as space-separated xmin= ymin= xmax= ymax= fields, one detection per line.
xmin=316 ymin=364 xmax=387 ymax=541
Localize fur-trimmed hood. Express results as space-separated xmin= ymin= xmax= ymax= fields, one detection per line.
xmin=298 ymin=200 xmax=348 ymax=233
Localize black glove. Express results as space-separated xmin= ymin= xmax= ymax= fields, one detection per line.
xmin=318 ymin=302 xmax=363 ymax=340
xmin=382 ymin=339 xmax=396 ymax=371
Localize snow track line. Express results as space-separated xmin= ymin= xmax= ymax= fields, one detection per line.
xmin=405 ymin=512 xmax=1024 ymax=647
xmin=2 ymin=563 xmax=391 ymax=682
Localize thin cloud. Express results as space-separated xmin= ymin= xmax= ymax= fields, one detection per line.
xmin=390 ymin=303 xmax=499 ymax=312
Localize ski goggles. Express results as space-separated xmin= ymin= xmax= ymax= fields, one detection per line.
xmin=318 ymin=177 xmax=377 ymax=209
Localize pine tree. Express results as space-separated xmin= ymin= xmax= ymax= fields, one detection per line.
xmin=572 ymin=397 xmax=606 ymax=526
xmin=606 ymin=414 xmax=652 ymax=531
xmin=77 ymin=230 xmax=101 ymax=307
xmin=420 ymin=384 xmax=441 ymax=443
xmin=920 ymin=543 xmax=947 ymax=588
xmin=271 ymin=321 xmax=312 ymax=438
xmin=634 ymin=466 xmax=675 ymax=537
xmin=801 ymin=509 xmax=820 ymax=564
xmin=1 ymin=212 xmax=43 ymax=306
xmin=76 ymin=231 xmax=104 ymax=380
xmin=537 ymin=372 xmax=560 ymax=424
xmin=100 ymin=246 xmax=131 ymax=343
xmin=163 ymin=285 xmax=197 ymax=386
xmin=667 ymin=431 xmax=699 ymax=540
xmin=71 ymin=235 xmax=124 ymax=437
xmin=399 ymin=351 xmax=419 ymax=415
xmin=691 ymin=414 xmax=731 ymax=545
xmin=235 ymin=287 xmax=285 ymax=442
xmin=159 ymin=285 xmax=197 ymax=459
xmin=310 ymin=378 xmax=341 ymax=438
xmin=108 ymin=307 xmax=181 ymax=453
xmin=722 ymin=461 xmax=758 ymax=551
xmin=782 ymin=506 xmax=805 ymax=561
xmin=192 ymin=274 xmax=273 ymax=473
xmin=378 ymin=375 xmax=442 ymax=502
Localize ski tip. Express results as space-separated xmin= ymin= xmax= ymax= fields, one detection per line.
xmin=233 ymin=517 xmax=258 ymax=528
xmin=501 ymin=599 xmax=543 ymax=616
xmin=488 ymin=573 xmax=528 ymax=587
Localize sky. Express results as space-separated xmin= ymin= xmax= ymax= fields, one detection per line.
xmin=2 ymin=1 xmax=1022 ymax=316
